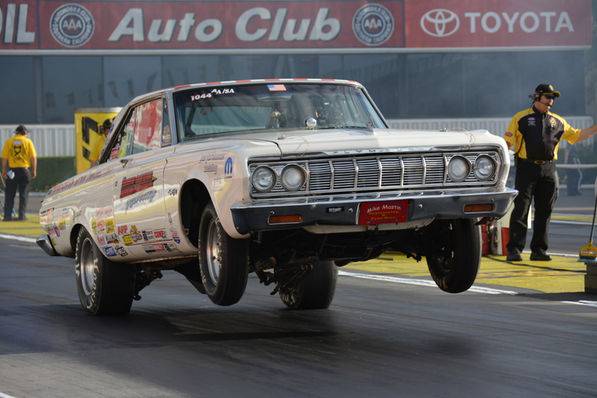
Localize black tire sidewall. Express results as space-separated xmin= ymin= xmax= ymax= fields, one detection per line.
xmin=74 ymin=228 xmax=135 ymax=315
xmin=427 ymin=219 xmax=481 ymax=293
xmin=198 ymin=204 xmax=248 ymax=305
xmin=281 ymin=260 xmax=338 ymax=310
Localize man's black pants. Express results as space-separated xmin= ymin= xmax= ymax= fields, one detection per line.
xmin=3 ymin=168 xmax=30 ymax=220
xmin=507 ymin=159 xmax=558 ymax=256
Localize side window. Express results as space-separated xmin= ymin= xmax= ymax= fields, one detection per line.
xmin=162 ymin=98 xmax=172 ymax=146
xmin=105 ymin=108 xmax=136 ymax=162
xmin=132 ymin=99 xmax=163 ymax=154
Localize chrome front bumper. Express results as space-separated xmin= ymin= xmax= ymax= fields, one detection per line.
xmin=230 ymin=188 xmax=518 ymax=234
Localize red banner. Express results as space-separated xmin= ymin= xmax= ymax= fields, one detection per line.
xmin=0 ymin=0 xmax=591 ymax=51
xmin=405 ymin=0 xmax=592 ymax=48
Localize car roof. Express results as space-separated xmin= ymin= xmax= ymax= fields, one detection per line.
xmin=172 ymin=78 xmax=363 ymax=93
xmin=129 ymin=78 xmax=364 ymax=105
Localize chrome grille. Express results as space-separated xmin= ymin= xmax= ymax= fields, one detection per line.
xmin=307 ymin=162 xmax=331 ymax=191
xmin=332 ymin=160 xmax=356 ymax=189
xmin=380 ymin=158 xmax=401 ymax=186
xmin=356 ymin=159 xmax=380 ymax=188
xmin=425 ymin=156 xmax=445 ymax=184
xmin=402 ymin=157 xmax=424 ymax=186
xmin=250 ymin=151 xmax=500 ymax=197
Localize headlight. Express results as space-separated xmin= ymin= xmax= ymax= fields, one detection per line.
xmin=448 ymin=156 xmax=470 ymax=182
xmin=281 ymin=165 xmax=306 ymax=191
xmin=251 ymin=166 xmax=276 ymax=192
xmin=474 ymin=155 xmax=496 ymax=180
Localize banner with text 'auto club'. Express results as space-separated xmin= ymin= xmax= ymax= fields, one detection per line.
xmin=0 ymin=0 xmax=591 ymax=52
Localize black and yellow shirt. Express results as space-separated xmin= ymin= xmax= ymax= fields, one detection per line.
xmin=503 ymin=107 xmax=581 ymax=161
xmin=1 ymin=134 xmax=37 ymax=168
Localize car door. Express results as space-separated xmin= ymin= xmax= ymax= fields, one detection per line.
xmin=112 ymin=97 xmax=177 ymax=260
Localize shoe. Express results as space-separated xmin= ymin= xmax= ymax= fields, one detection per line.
xmin=506 ymin=253 xmax=522 ymax=261
xmin=530 ymin=252 xmax=551 ymax=261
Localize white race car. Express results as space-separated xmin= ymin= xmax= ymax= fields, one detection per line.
xmin=38 ymin=78 xmax=516 ymax=315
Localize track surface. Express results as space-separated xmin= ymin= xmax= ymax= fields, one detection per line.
xmin=1 ymin=238 xmax=596 ymax=398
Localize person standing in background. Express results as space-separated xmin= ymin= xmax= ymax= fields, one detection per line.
xmin=503 ymin=84 xmax=597 ymax=262
xmin=1 ymin=125 xmax=37 ymax=221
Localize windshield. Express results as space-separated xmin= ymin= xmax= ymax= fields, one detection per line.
xmin=173 ymin=83 xmax=386 ymax=141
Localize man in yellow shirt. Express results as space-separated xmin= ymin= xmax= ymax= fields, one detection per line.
xmin=2 ymin=125 xmax=38 ymax=221
xmin=503 ymin=84 xmax=597 ymax=262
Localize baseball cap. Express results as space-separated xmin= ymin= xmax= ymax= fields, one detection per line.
xmin=534 ymin=84 xmax=560 ymax=98
xmin=14 ymin=124 xmax=28 ymax=134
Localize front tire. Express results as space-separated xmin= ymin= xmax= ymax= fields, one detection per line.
xmin=75 ymin=228 xmax=135 ymax=315
xmin=280 ymin=260 xmax=338 ymax=310
xmin=426 ymin=219 xmax=480 ymax=293
xmin=198 ymin=204 xmax=249 ymax=306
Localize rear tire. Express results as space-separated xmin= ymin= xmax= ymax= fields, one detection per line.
xmin=75 ymin=228 xmax=135 ymax=315
xmin=280 ymin=260 xmax=338 ymax=310
xmin=426 ymin=219 xmax=480 ymax=293
xmin=198 ymin=204 xmax=249 ymax=306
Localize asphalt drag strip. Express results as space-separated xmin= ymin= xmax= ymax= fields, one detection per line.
xmin=2 ymin=235 xmax=597 ymax=397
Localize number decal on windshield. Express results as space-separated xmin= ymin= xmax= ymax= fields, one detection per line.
xmin=191 ymin=88 xmax=235 ymax=101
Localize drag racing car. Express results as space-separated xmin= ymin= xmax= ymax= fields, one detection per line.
xmin=37 ymin=78 xmax=517 ymax=315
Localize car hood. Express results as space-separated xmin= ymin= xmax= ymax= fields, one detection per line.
xmin=239 ymin=128 xmax=506 ymax=156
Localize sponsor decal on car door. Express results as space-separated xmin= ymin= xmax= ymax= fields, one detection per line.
xmin=111 ymin=98 xmax=178 ymax=259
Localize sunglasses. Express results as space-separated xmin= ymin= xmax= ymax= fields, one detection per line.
xmin=543 ymin=94 xmax=557 ymax=100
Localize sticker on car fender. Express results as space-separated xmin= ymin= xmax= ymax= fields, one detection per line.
xmin=103 ymin=246 xmax=117 ymax=257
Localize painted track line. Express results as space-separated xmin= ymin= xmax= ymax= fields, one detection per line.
xmin=552 ymin=220 xmax=592 ymax=226
xmin=339 ymin=270 xmax=596 ymax=309
xmin=338 ymin=270 xmax=518 ymax=295
xmin=0 ymin=392 xmax=17 ymax=398
xmin=561 ymin=300 xmax=597 ymax=308
xmin=0 ymin=234 xmax=36 ymax=243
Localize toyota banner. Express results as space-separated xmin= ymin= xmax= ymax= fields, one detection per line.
xmin=0 ymin=0 xmax=591 ymax=52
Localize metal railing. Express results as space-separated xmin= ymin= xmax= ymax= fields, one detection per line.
xmin=1 ymin=116 xmax=593 ymax=158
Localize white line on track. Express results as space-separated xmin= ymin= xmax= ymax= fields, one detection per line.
xmin=0 ymin=392 xmax=17 ymax=398
xmin=0 ymin=234 xmax=36 ymax=243
xmin=338 ymin=271 xmax=596 ymax=309
xmin=552 ymin=220 xmax=592 ymax=226
xmin=338 ymin=270 xmax=518 ymax=295
xmin=561 ymin=300 xmax=597 ymax=308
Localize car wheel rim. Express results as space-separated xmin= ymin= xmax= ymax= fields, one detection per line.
xmin=206 ymin=219 xmax=222 ymax=285
xmin=80 ymin=238 xmax=98 ymax=296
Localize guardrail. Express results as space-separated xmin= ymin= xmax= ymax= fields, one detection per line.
xmin=0 ymin=124 xmax=74 ymax=158
xmin=1 ymin=116 xmax=593 ymax=157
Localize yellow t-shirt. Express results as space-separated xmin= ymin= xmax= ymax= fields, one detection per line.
xmin=1 ymin=134 xmax=37 ymax=168
xmin=503 ymin=108 xmax=580 ymax=160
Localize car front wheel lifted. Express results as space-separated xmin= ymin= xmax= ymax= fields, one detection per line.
xmin=425 ymin=219 xmax=481 ymax=293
